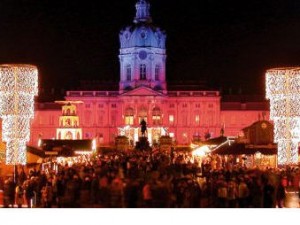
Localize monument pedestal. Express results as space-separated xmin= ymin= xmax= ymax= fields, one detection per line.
xmin=135 ymin=137 xmax=150 ymax=151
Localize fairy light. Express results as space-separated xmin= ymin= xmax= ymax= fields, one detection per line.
xmin=266 ymin=67 xmax=300 ymax=165
xmin=0 ymin=64 xmax=38 ymax=165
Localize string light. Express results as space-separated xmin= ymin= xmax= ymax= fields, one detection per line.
xmin=266 ymin=67 xmax=300 ymax=165
xmin=0 ymin=64 xmax=38 ymax=165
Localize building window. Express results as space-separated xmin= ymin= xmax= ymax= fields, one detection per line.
xmin=111 ymin=112 xmax=117 ymax=126
xmin=182 ymin=132 xmax=188 ymax=144
xmin=208 ymin=103 xmax=214 ymax=108
xmin=66 ymin=108 xmax=71 ymax=115
xmin=138 ymin=107 xmax=148 ymax=124
xmin=66 ymin=118 xmax=71 ymax=127
xmin=195 ymin=103 xmax=200 ymax=108
xmin=85 ymin=104 xmax=91 ymax=108
xmin=182 ymin=103 xmax=187 ymax=108
xmin=98 ymin=104 xmax=104 ymax=108
xmin=169 ymin=114 xmax=174 ymax=125
xmin=169 ymin=104 xmax=175 ymax=108
xmin=66 ymin=131 xmax=73 ymax=140
xmin=152 ymin=107 xmax=161 ymax=125
xmin=208 ymin=111 xmax=214 ymax=126
xmin=126 ymin=65 xmax=131 ymax=81
xmin=84 ymin=111 xmax=92 ymax=125
xmin=98 ymin=113 xmax=104 ymax=126
xmin=195 ymin=115 xmax=200 ymax=125
xmin=139 ymin=117 xmax=147 ymax=124
xmin=182 ymin=112 xmax=188 ymax=125
xmin=111 ymin=103 xmax=117 ymax=108
xmin=155 ymin=65 xmax=160 ymax=81
xmin=140 ymin=64 xmax=146 ymax=80
xmin=125 ymin=107 xmax=134 ymax=125
xmin=99 ymin=133 xmax=104 ymax=144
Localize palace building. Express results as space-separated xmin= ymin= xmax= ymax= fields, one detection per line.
xmin=28 ymin=0 xmax=270 ymax=148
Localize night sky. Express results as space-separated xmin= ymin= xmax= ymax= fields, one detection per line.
xmin=1 ymin=0 xmax=300 ymax=96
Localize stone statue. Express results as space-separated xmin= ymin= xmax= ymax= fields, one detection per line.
xmin=140 ymin=119 xmax=147 ymax=136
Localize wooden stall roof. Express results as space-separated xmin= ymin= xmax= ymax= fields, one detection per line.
xmin=212 ymin=142 xmax=277 ymax=155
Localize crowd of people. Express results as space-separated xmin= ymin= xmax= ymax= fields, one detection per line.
xmin=0 ymin=149 xmax=299 ymax=208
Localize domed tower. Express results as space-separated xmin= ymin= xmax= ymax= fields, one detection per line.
xmin=119 ymin=0 xmax=167 ymax=93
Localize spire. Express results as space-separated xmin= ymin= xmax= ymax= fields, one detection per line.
xmin=134 ymin=0 xmax=152 ymax=24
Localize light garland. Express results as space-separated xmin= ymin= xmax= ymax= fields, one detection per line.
xmin=266 ymin=67 xmax=300 ymax=165
xmin=0 ymin=64 xmax=38 ymax=165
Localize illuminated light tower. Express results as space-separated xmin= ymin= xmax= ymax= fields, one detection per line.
xmin=0 ymin=64 xmax=38 ymax=165
xmin=266 ymin=67 xmax=300 ymax=165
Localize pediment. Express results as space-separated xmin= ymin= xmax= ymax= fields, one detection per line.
xmin=120 ymin=86 xmax=165 ymax=96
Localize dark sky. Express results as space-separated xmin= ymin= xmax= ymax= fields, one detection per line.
xmin=1 ymin=0 xmax=300 ymax=95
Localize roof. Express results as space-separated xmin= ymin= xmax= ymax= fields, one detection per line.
xmin=201 ymin=136 xmax=229 ymax=146
xmin=35 ymin=102 xmax=61 ymax=110
xmin=212 ymin=142 xmax=277 ymax=155
xmin=41 ymin=139 xmax=92 ymax=151
xmin=27 ymin=145 xmax=46 ymax=158
xmin=221 ymin=102 xmax=269 ymax=111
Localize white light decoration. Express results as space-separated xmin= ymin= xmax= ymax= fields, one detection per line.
xmin=266 ymin=67 xmax=300 ymax=165
xmin=192 ymin=145 xmax=210 ymax=157
xmin=0 ymin=64 xmax=38 ymax=165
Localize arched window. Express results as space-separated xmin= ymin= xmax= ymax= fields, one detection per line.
xmin=140 ymin=64 xmax=146 ymax=80
xmin=138 ymin=107 xmax=148 ymax=124
xmin=111 ymin=111 xmax=117 ymax=126
xmin=66 ymin=118 xmax=71 ymax=127
xmin=181 ymin=111 xmax=188 ymax=126
xmin=84 ymin=110 xmax=92 ymax=125
xmin=155 ymin=65 xmax=160 ymax=81
xmin=66 ymin=108 xmax=71 ymax=116
xmin=65 ymin=131 xmax=73 ymax=140
xmin=126 ymin=65 xmax=131 ymax=81
xmin=194 ymin=111 xmax=200 ymax=125
xmin=125 ymin=107 xmax=134 ymax=125
xmin=169 ymin=114 xmax=174 ymax=126
xmin=152 ymin=107 xmax=161 ymax=125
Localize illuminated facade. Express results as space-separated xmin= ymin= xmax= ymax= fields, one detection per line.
xmin=28 ymin=0 xmax=270 ymax=148
xmin=266 ymin=68 xmax=300 ymax=165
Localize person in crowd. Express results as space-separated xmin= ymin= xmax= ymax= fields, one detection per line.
xmin=227 ymin=178 xmax=238 ymax=208
xmin=3 ymin=177 xmax=15 ymax=208
xmin=276 ymin=179 xmax=285 ymax=208
xmin=15 ymin=182 xmax=24 ymax=208
xmin=263 ymin=178 xmax=275 ymax=208
xmin=41 ymin=182 xmax=53 ymax=208
xmin=2 ymin=149 xmax=299 ymax=208
xmin=237 ymin=177 xmax=249 ymax=208
xmin=142 ymin=180 xmax=153 ymax=208
xmin=24 ymin=177 xmax=35 ymax=208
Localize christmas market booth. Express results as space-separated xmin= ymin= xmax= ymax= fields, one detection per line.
xmin=212 ymin=120 xmax=278 ymax=169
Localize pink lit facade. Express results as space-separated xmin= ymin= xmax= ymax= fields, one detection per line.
xmin=28 ymin=1 xmax=270 ymax=148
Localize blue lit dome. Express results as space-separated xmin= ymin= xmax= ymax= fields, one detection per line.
xmin=119 ymin=0 xmax=166 ymax=49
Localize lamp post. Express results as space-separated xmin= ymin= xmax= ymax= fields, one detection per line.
xmin=0 ymin=64 xmax=38 ymax=165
